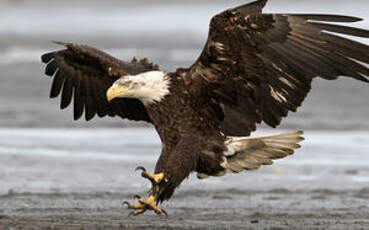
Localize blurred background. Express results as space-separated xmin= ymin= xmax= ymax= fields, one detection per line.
xmin=0 ymin=0 xmax=369 ymax=221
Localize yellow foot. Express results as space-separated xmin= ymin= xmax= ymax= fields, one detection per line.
xmin=135 ymin=166 xmax=165 ymax=185
xmin=123 ymin=195 xmax=167 ymax=217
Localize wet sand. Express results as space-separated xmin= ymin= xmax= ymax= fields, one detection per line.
xmin=1 ymin=189 xmax=369 ymax=230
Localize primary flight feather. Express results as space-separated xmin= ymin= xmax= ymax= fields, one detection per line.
xmin=41 ymin=0 xmax=369 ymax=215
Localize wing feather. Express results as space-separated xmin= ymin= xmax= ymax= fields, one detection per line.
xmin=310 ymin=22 xmax=369 ymax=38
xmin=41 ymin=42 xmax=158 ymax=122
xmin=45 ymin=60 xmax=58 ymax=77
xmin=84 ymin=78 xmax=97 ymax=121
xmin=49 ymin=70 xmax=64 ymax=98
xmin=73 ymin=76 xmax=84 ymax=120
xmin=183 ymin=0 xmax=369 ymax=136
xmin=289 ymin=14 xmax=362 ymax=22
xmin=61 ymin=77 xmax=74 ymax=110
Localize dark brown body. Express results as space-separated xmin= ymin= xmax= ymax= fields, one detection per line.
xmin=147 ymin=74 xmax=226 ymax=202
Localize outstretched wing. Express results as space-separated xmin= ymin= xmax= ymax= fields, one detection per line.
xmin=41 ymin=42 xmax=159 ymax=122
xmin=183 ymin=0 xmax=369 ymax=136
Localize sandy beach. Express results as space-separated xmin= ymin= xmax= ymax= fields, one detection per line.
xmin=1 ymin=0 xmax=369 ymax=229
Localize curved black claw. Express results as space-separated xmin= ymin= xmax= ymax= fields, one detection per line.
xmin=122 ymin=201 xmax=129 ymax=206
xmin=128 ymin=211 xmax=140 ymax=217
xmin=161 ymin=208 xmax=168 ymax=216
xmin=135 ymin=166 xmax=146 ymax=172
xmin=128 ymin=208 xmax=146 ymax=217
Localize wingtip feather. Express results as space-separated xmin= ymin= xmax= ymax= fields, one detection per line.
xmin=41 ymin=52 xmax=55 ymax=63
xmin=357 ymin=76 xmax=369 ymax=83
xmin=293 ymin=14 xmax=363 ymax=23
xmin=52 ymin=41 xmax=69 ymax=46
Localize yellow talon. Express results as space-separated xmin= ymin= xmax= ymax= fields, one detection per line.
xmin=138 ymin=195 xmax=163 ymax=214
xmin=124 ymin=203 xmax=145 ymax=209
xmin=135 ymin=166 xmax=164 ymax=184
xmin=129 ymin=208 xmax=147 ymax=217
xmin=145 ymin=172 xmax=165 ymax=184
xmin=123 ymin=195 xmax=167 ymax=216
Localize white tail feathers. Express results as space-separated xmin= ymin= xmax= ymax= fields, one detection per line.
xmin=197 ymin=131 xmax=304 ymax=179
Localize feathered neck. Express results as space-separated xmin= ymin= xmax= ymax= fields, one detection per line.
xmin=127 ymin=71 xmax=171 ymax=105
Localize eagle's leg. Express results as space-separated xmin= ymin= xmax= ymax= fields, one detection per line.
xmin=124 ymin=136 xmax=201 ymax=216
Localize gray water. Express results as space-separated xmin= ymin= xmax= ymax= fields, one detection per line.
xmin=1 ymin=128 xmax=369 ymax=195
xmin=0 ymin=0 xmax=368 ymax=195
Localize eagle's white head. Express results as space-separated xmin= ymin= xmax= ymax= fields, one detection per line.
xmin=106 ymin=71 xmax=171 ymax=105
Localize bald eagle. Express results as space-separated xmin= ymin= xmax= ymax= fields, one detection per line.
xmin=41 ymin=0 xmax=369 ymax=216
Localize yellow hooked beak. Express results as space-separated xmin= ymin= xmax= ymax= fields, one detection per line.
xmin=106 ymin=85 xmax=129 ymax=102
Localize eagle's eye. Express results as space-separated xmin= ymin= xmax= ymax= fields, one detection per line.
xmin=118 ymin=80 xmax=132 ymax=88
xmin=130 ymin=82 xmax=145 ymax=90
